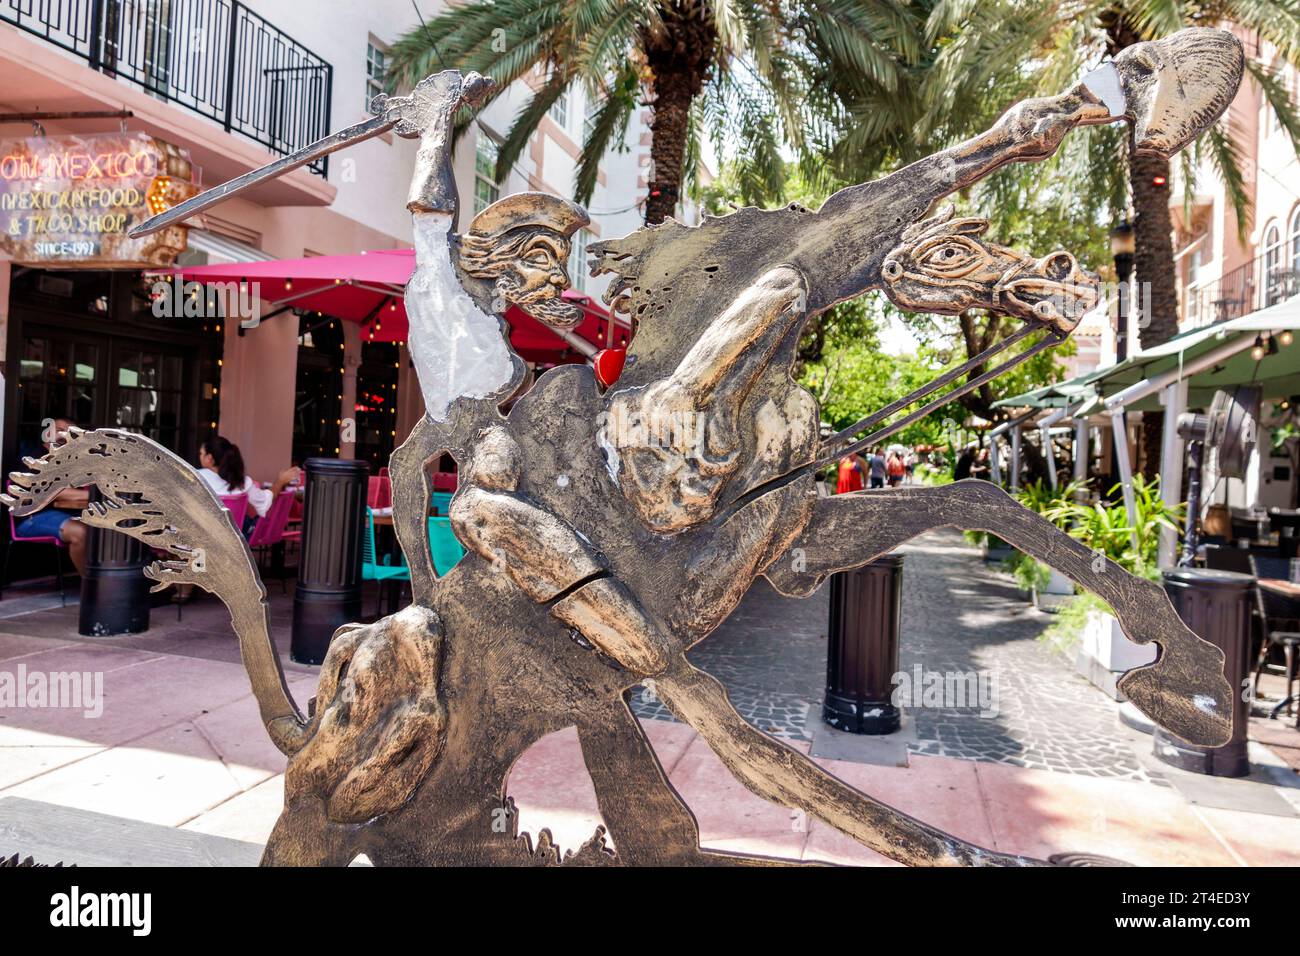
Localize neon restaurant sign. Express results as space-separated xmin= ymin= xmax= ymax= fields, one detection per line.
xmin=0 ymin=132 xmax=198 ymax=268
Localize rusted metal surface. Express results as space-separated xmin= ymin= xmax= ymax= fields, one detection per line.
xmin=7 ymin=29 xmax=1245 ymax=866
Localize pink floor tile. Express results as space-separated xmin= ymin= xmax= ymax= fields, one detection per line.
xmin=0 ymin=652 xmax=275 ymax=751
xmin=802 ymin=819 xmax=900 ymax=866
xmin=0 ymin=632 xmax=73 ymax=661
xmin=639 ymin=717 xmax=702 ymax=775
xmin=193 ymin=696 xmax=290 ymax=786
xmin=183 ymin=775 xmax=287 ymax=847
xmin=811 ymin=752 xmax=999 ymax=851
xmin=973 ymin=760 xmax=1237 ymax=866
xmin=0 ymin=719 xmax=248 ymax=827
xmin=507 ymin=726 xmax=607 ymax=857
xmin=667 ymin=734 xmax=812 ymax=850
xmin=1192 ymin=805 xmax=1300 ymax=866
xmin=0 ymin=743 xmax=103 ymax=790
xmin=704 ymin=833 xmax=812 ymax=862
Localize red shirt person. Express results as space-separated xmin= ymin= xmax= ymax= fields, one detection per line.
xmin=836 ymin=454 xmax=866 ymax=494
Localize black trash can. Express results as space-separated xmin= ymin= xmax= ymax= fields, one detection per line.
xmin=291 ymin=458 xmax=368 ymax=665
xmin=824 ymin=554 xmax=904 ymax=734
xmin=79 ymin=488 xmax=151 ymax=636
xmin=1154 ymin=567 xmax=1253 ymax=777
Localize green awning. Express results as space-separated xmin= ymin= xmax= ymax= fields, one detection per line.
xmin=995 ymin=295 xmax=1300 ymax=414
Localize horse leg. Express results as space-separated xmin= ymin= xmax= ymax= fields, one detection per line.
xmin=653 ymin=659 xmax=1041 ymax=866
xmin=762 ymin=480 xmax=1232 ymax=747
xmin=389 ymin=416 xmax=441 ymax=605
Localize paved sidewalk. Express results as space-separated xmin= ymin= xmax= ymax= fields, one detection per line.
xmin=0 ymin=531 xmax=1297 ymax=865
xmin=0 ymin=621 xmax=1297 ymax=865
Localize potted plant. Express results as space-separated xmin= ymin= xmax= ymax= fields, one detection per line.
xmin=1043 ymin=475 xmax=1180 ymax=695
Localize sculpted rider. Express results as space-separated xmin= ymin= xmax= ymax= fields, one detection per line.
xmin=3 ymin=28 xmax=1246 ymax=867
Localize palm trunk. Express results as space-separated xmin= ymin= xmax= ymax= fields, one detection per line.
xmin=642 ymin=12 xmax=715 ymax=224
xmin=1131 ymin=149 xmax=1180 ymax=479
xmin=1108 ymin=16 xmax=1181 ymax=481
xmin=644 ymin=63 xmax=695 ymax=224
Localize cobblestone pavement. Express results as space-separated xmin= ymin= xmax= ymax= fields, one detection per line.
xmin=631 ymin=528 xmax=1156 ymax=780
xmin=630 ymin=577 xmax=828 ymax=741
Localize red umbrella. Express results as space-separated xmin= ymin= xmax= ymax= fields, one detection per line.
xmin=163 ymin=249 xmax=626 ymax=362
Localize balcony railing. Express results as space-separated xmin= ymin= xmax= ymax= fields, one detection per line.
xmin=1183 ymin=248 xmax=1300 ymax=328
xmin=1 ymin=0 xmax=333 ymax=175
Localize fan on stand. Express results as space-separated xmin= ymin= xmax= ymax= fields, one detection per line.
xmin=1176 ymin=385 xmax=1261 ymax=566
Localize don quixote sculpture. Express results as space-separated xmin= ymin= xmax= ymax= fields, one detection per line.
xmin=3 ymin=29 xmax=1245 ymax=866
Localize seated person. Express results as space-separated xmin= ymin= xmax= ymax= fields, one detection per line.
xmin=198 ymin=436 xmax=300 ymax=534
xmin=13 ymin=418 xmax=88 ymax=573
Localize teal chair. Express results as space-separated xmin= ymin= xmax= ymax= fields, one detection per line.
xmin=363 ymin=508 xmax=409 ymax=615
xmin=430 ymin=492 xmax=454 ymax=516
xmin=428 ymin=516 xmax=466 ymax=576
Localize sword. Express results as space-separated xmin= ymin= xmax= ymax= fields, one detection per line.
xmin=130 ymin=71 xmax=495 ymax=239
xmin=129 ymin=113 xmax=396 ymax=238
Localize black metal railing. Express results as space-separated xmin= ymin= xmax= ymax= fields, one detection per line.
xmin=1 ymin=0 xmax=333 ymax=175
xmin=1183 ymin=246 xmax=1300 ymax=328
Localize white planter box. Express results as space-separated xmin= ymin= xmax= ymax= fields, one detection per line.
xmin=1079 ymin=609 xmax=1157 ymax=672
xmin=1041 ymin=567 xmax=1073 ymax=595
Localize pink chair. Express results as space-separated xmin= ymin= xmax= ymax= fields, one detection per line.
xmin=4 ymin=511 xmax=69 ymax=606
xmin=219 ymin=493 xmax=249 ymax=528
xmin=248 ymin=490 xmax=297 ymax=591
xmin=432 ymin=471 xmax=458 ymax=492
xmin=367 ymin=476 xmax=392 ymax=510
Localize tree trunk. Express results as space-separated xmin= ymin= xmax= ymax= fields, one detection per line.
xmin=1131 ymin=149 xmax=1180 ymax=480
xmin=642 ymin=12 xmax=715 ymax=224
xmin=1108 ymin=16 xmax=1181 ymax=482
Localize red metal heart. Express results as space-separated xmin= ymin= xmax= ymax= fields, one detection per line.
xmin=593 ymin=347 xmax=626 ymax=388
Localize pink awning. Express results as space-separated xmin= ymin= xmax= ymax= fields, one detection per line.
xmin=164 ymin=249 xmax=625 ymax=362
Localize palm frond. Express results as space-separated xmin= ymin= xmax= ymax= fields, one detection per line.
xmin=1204 ymin=120 xmax=1254 ymax=241
xmin=1246 ymin=56 xmax=1300 ymax=160
xmin=497 ymin=72 xmax=571 ymax=183
xmin=574 ymin=63 xmax=639 ymax=203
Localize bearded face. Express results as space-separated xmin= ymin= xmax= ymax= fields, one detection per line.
xmin=461 ymin=227 xmax=583 ymax=329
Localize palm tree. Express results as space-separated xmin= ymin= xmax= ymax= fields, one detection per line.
xmin=385 ymin=0 xmax=936 ymax=224
xmin=836 ymin=1 xmax=1300 ymax=477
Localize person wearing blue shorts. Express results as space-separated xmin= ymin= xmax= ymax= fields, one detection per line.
xmin=12 ymin=418 xmax=89 ymax=573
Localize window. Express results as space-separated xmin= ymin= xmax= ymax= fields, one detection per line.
xmin=583 ymin=93 xmax=602 ymax=142
xmin=475 ymin=134 xmax=501 ymax=214
xmin=1290 ymin=206 xmax=1300 ymax=277
xmin=549 ymin=89 xmax=569 ymax=131
xmin=366 ymin=40 xmax=387 ymax=109
xmin=1264 ymin=222 xmax=1283 ymax=306
xmin=569 ymin=229 xmax=588 ymax=293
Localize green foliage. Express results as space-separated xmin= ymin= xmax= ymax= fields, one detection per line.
xmin=1014 ymin=478 xmax=1089 ymax=530
xmin=1042 ymin=591 xmax=1113 ymax=656
xmin=914 ymin=462 xmax=951 ymax=486
xmin=1044 ymin=475 xmax=1182 ymax=579
xmin=385 ymin=0 xmax=941 ymax=207
xmin=1002 ymin=549 xmax=1049 ymax=593
xmin=800 ymin=334 xmax=953 ymax=447
xmin=863 ymin=0 xmax=1300 ymax=257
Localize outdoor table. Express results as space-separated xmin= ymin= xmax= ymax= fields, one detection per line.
xmin=1258 ymin=578 xmax=1300 ymax=598
xmin=1258 ymin=579 xmax=1300 ymax=725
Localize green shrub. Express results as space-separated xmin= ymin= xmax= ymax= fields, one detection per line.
xmin=1041 ymin=591 xmax=1112 ymax=656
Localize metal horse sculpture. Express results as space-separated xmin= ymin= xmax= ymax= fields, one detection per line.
xmin=4 ymin=29 xmax=1244 ymax=866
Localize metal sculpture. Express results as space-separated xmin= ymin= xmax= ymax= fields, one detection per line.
xmin=5 ymin=28 xmax=1245 ymax=866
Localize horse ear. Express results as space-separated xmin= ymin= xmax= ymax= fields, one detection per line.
xmin=948 ymin=217 xmax=991 ymax=236
xmin=901 ymin=203 xmax=957 ymax=241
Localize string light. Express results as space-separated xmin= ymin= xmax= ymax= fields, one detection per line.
xmin=1251 ymin=335 xmax=1266 ymax=361
xmin=1281 ymin=329 xmax=1294 ymax=347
